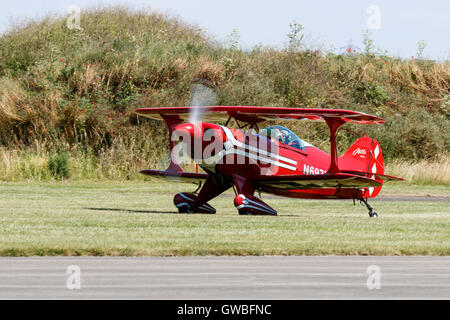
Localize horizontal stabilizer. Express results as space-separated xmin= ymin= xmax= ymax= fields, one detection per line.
xmin=341 ymin=170 xmax=405 ymax=182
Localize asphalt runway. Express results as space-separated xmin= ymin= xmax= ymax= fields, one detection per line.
xmin=0 ymin=256 xmax=449 ymax=299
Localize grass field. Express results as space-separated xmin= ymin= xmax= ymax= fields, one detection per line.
xmin=0 ymin=181 xmax=449 ymax=256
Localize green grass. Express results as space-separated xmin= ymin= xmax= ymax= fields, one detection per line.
xmin=0 ymin=181 xmax=448 ymax=256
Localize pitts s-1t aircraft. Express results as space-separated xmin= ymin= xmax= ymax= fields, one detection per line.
xmin=136 ymin=106 xmax=403 ymax=217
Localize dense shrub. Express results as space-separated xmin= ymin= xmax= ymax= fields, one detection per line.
xmin=0 ymin=6 xmax=448 ymax=180
xmin=48 ymin=151 xmax=70 ymax=179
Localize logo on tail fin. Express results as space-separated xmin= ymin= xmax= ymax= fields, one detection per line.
xmin=352 ymin=148 xmax=367 ymax=158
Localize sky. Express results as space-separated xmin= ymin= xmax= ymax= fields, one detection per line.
xmin=0 ymin=0 xmax=448 ymax=60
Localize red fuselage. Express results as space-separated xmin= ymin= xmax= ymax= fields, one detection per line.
xmin=172 ymin=122 xmax=380 ymax=200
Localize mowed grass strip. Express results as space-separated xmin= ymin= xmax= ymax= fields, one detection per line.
xmin=0 ymin=181 xmax=449 ymax=256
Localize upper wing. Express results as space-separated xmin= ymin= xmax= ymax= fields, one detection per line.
xmin=135 ymin=106 xmax=384 ymax=124
xmin=254 ymin=173 xmax=383 ymax=190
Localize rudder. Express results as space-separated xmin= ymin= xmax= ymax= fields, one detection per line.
xmin=339 ymin=137 xmax=384 ymax=198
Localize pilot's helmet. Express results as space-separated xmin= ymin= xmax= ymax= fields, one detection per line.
xmin=271 ymin=127 xmax=286 ymax=143
xmin=262 ymin=126 xmax=285 ymax=143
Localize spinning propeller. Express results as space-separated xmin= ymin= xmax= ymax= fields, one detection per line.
xmin=188 ymin=78 xmax=218 ymax=124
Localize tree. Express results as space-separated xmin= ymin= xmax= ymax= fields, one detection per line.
xmin=362 ymin=29 xmax=375 ymax=55
xmin=287 ymin=21 xmax=305 ymax=51
xmin=416 ymin=40 xmax=427 ymax=60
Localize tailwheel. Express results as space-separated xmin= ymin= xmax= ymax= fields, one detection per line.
xmin=369 ymin=212 xmax=378 ymax=218
xmin=360 ymin=198 xmax=378 ymax=218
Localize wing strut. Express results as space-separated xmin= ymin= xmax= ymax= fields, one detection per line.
xmin=324 ymin=117 xmax=345 ymax=174
xmin=162 ymin=115 xmax=184 ymax=173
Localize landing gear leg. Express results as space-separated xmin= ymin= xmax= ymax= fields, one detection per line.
xmin=360 ymin=198 xmax=378 ymax=218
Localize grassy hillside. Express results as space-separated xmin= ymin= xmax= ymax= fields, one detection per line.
xmin=0 ymin=7 xmax=449 ymax=182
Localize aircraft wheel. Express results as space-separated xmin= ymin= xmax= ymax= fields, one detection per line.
xmin=369 ymin=212 xmax=378 ymax=218
xmin=177 ymin=207 xmax=191 ymax=213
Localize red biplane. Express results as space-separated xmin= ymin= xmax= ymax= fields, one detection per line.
xmin=136 ymin=106 xmax=403 ymax=217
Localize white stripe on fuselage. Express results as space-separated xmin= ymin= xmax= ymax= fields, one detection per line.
xmin=201 ymin=148 xmax=297 ymax=171
xmin=198 ymin=126 xmax=298 ymax=171
xmin=220 ymin=126 xmax=297 ymax=165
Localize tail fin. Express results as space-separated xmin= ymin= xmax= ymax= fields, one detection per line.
xmin=339 ymin=137 xmax=384 ymax=198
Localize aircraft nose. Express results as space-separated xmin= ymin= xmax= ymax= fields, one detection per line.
xmin=173 ymin=122 xmax=203 ymax=140
xmin=172 ymin=122 xmax=227 ymax=162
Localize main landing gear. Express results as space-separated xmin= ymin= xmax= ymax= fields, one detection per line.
xmin=173 ymin=175 xmax=232 ymax=214
xmin=173 ymin=192 xmax=216 ymax=214
xmin=233 ymin=194 xmax=277 ymax=216
xmin=360 ymin=198 xmax=378 ymax=218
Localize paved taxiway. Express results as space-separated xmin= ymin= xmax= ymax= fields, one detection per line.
xmin=0 ymin=256 xmax=448 ymax=299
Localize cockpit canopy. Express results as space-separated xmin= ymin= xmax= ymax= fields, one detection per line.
xmin=259 ymin=125 xmax=309 ymax=150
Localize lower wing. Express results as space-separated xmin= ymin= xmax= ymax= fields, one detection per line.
xmin=254 ymin=173 xmax=383 ymax=190
xmin=140 ymin=170 xmax=208 ymax=184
